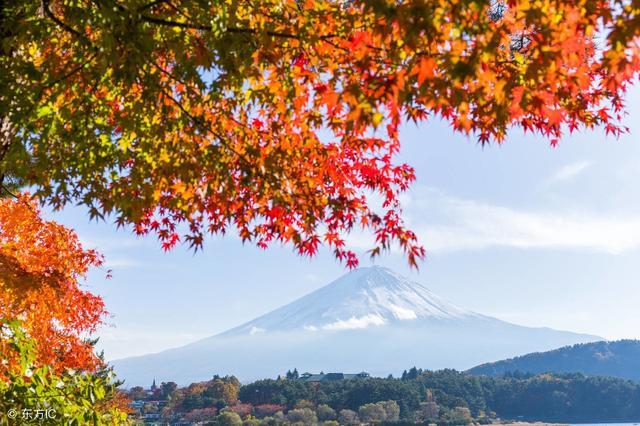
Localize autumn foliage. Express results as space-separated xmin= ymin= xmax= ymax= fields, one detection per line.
xmin=0 ymin=320 xmax=130 ymax=424
xmin=0 ymin=195 xmax=106 ymax=373
xmin=2 ymin=1 xmax=640 ymax=267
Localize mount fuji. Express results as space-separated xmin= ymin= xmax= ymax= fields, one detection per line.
xmin=112 ymin=266 xmax=601 ymax=386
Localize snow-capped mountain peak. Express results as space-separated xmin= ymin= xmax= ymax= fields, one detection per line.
xmin=113 ymin=266 xmax=601 ymax=385
xmin=220 ymin=266 xmax=476 ymax=336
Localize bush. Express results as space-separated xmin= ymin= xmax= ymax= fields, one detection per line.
xmin=316 ymin=404 xmax=337 ymax=421
xmin=224 ymin=403 xmax=254 ymax=417
xmin=254 ymin=404 xmax=286 ymax=418
xmin=258 ymin=416 xmax=283 ymax=426
xmin=273 ymin=411 xmax=287 ymax=423
xmin=381 ymin=400 xmax=400 ymax=421
xmin=184 ymin=407 xmax=218 ymax=422
xmin=359 ymin=402 xmax=387 ymax=423
xmin=294 ymin=399 xmax=315 ymax=409
xmin=449 ymin=406 xmax=473 ymax=424
xmin=338 ymin=409 xmax=359 ymax=425
xmin=217 ymin=410 xmax=243 ymax=426
xmin=243 ymin=415 xmax=261 ymax=425
xmin=287 ymin=407 xmax=318 ymax=425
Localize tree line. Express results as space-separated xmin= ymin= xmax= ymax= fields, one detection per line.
xmin=128 ymin=369 xmax=640 ymax=424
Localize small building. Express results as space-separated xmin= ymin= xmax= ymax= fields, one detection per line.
xmin=299 ymin=371 xmax=370 ymax=382
xmin=145 ymin=378 xmax=159 ymax=396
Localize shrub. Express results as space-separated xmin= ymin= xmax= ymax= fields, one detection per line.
xmin=359 ymin=402 xmax=387 ymax=423
xmin=243 ymin=415 xmax=261 ymax=425
xmin=381 ymin=400 xmax=400 ymax=421
xmin=316 ymin=404 xmax=337 ymax=421
xmin=287 ymin=407 xmax=318 ymax=425
xmin=338 ymin=409 xmax=359 ymax=425
xmin=224 ymin=403 xmax=253 ymax=417
xmin=254 ymin=404 xmax=286 ymax=418
xmin=217 ymin=410 xmax=243 ymax=426
xmin=184 ymin=407 xmax=218 ymax=422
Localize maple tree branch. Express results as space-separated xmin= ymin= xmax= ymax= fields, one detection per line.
xmin=58 ymin=0 xmax=336 ymax=44
xmin=162 ymin=1 xmax=192 ymax=21
xmin=0 ymin=182 xmax=18 ymax=199
xmin=137 ymin=13 xmax=312 ymax=40
xmin=139 ymin=14 xmax=212 ymax=31
xmin=149 ymin=60 xmax=307 ymax=186
xmin=321 ymin=37 xmax=351 ymax=53
xmin=148 ymin=59 xmax=192 ymax=92
xmin=149 ymin=69 xmax=310 ymax=198
xmin=21 ymin=53 xmax=99 ymax=134
xmin=154 ymin=83 xmax=254 ymax=171
xmin=41 ymin=0 xmax=86 ymax=41
xmin=0 ymin=116 xmax=15 ymax=177
xmin=41 ymin=53 xmax=97 ymax=90
xmin=226 ymin=27 xmax=302 ymax=41
xmin=137 ymin=0 xmax=171 ymax=13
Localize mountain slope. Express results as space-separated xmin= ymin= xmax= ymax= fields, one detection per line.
xmin=112 ymin=266 xmax=601 ymax=386
xmin=468 ymin=340 xmax=640 ymax=382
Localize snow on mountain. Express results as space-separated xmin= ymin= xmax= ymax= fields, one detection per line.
xmin=112 ymin=267 xmax=602 ymax=386
xmin=221 ymin=266 xmax=478 ymax=336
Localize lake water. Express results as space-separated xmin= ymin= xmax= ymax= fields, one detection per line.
xmin=573 ymin=424 xmax=640 ymax=426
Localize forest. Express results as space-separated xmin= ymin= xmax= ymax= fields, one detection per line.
xmin=127 ymin=369 xmax=640 ymax=424
xmin=469 ymin=340 xmax=640 ymax=382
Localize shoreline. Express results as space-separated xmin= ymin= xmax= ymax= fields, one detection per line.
xmin=493 ymin=423 xmax=569 ymax=426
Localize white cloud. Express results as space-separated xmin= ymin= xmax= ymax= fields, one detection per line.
xmin=322 ymin=314 xmax=387 ymax=331
xmin=544 ymin=161 xmax=592 ymax=185
xmin=249 ymin=326 xmax=266 ymax=335
xmin=418 ymin=196 xmax=640 ymax=254
xmin=388 ymin=305 xmax=417 ymax=320
xmin=345 ymin=189 xmax=640 ymax=255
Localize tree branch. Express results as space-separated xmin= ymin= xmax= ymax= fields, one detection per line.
xmin=138 ymin=14 xmax=303 ymax=40
xmin=0 ymin=183 xmax=19 ymax=199
xmin=41 ymin=0 xmax=85 ymax=41
xmin=0 ymin=116 xmax=15 ymax=173
xmin=139 ymin=14 xmax=212 ymax=31
xmin=42 ymin=52 xmax=97 ymax=90
xmin=43 ymin=0 xmax=328 ymax=43
xmin=137 ymin=0 xmax=171 ymax=13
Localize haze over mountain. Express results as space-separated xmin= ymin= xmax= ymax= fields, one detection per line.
xmin=112 ymin=266 xmax=600 ymax=386
xmin=468 ymin=340 xmax=640 ymax=382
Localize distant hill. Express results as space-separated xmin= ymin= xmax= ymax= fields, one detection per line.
xmin=468 ymin=340 xmax=640 ymax=382
xmin=113 ymin=266 xmax=599 ymax=386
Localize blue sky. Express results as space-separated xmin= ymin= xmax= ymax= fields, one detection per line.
xmin=51 ymin=86 xmax=640 ymax=361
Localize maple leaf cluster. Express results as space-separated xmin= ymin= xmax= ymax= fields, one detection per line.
xmin=1 ymin=0 xmax=639 ymax=267
xmin=0 ymin=195 xmax=106 ymax=373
